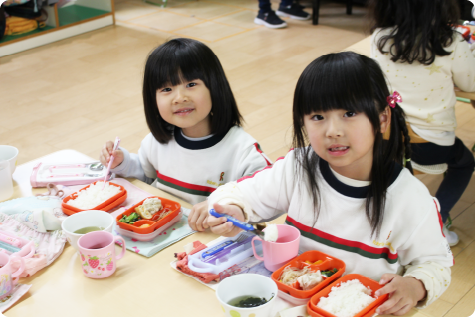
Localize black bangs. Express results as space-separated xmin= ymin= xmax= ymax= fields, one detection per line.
xmin=294 ymin=52 xmax=378 ymax=118
xmin=146 ymin=39 xmax=208 ymax=91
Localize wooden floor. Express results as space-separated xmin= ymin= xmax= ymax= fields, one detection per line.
xmin=0 ymin=1 xmax=474 ymax=316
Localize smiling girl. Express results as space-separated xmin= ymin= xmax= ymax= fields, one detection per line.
xmin=99 ymin=39 xmax=271 ymax=226
xmin=205 ymin=52 xmax=453 ymax=315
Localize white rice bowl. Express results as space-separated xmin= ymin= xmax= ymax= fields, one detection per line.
xmin=67 ymin=182 xmax=121 ymax=209
xmin=317 ymin=279 xmax=375 ymax=317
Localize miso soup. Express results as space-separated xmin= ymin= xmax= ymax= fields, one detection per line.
xmin=228 ymin=295 xmax=272 ymax=308
xmin=74 ymin=226 xmax=104 ymax=234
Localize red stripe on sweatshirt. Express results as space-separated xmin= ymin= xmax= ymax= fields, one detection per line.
xmin=156 ymin=170 xmax=215 ymax=193
xmin=287 ymin=216 xmax=398 ymax=260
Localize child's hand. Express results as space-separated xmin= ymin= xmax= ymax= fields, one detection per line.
xmin=188 ymin=201 xmax=210 ymax=232
xmin=207 ymin=203 xmax=245 ymax=237
xmin=375 ymin=274 xmax=427 ymax=316
xmin=99 ymin=141 xmax=124 ymax=169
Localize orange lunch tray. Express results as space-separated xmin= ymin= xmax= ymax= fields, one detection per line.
xmin=62 ymin=191 xmax=127 ymax=216
xmin=116 ymin=196 xmax=181 ymax=234
xmin=271 ymin=250 xmax=346 ymax=299
xmin=62 ymin=181 xmax=127 ymax=214
xmin=308 ymin=274 xmax=389 ymax=317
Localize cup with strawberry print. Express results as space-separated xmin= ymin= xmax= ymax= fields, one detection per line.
xmin=77 ymin=231 xmax=126 ymax=278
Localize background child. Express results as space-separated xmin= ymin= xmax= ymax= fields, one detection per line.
xmin=369 ymin=0 xmax=475 ymax=246
xmin=205 ymin=52 xmax=453 ymax=315
xmin=100 ymin=38 xmax=272 ymax=231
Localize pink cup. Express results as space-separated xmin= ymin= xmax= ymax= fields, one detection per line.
xmin=251 ymin=224 xmax=300 ymax=272
xmin=0 ymin=253 xmax=25 ymax=299
xmin=77 ymin=231 xmax=126 ymax=279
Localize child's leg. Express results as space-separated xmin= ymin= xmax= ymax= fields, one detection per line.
xmin=411 ymin=138 xmax=475 ymax=223
xmin=258 ymin=0 xmax=272 ymax=14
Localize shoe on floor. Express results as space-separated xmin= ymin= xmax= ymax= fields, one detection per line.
xmin=254 ymin=11 xmax=287 ymax=28
xmin=276 ymin=4 xmax=311 ymax=20
xmin=443 ymin=226 xmax=459 ymax=247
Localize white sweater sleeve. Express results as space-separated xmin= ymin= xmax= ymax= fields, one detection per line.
xmin=398 ymin=199 xmax=453 ymax=307
xmin=452 ymin=34 xmax=475 ymax=92
xmin=236 ymin=142 xmax=272 ymax=178
xmin=208 ymin=151 xmax=296 ymax=223
xmin=110 ymin=135 xmax=156 ymax=184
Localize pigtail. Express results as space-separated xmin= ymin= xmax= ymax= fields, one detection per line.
xmin=394 ymin=105 xmax=413 ymax=174
xmin=387 ymin=104 xmax=413 ymax=174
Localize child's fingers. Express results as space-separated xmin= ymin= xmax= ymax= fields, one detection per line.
xmin=197 ymin=212 xmax=209 ymax=231
xmin=207 ymin=214 xmax=228 ymax=227
xmin=375 ymin=281 xmax=397 ymax=297
xmin=379 ymin=273 xmax=397 ymax=286
xmin=392 ymin=304 xmax=412 ymax=316
xmin=376 ymin=296 xmax=404 ymax=316
xmin=187 ymin=209 xmax=198 ymax=231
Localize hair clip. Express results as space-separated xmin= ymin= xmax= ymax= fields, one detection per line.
xmin=387 ymin=91 xmax=402 ymax=108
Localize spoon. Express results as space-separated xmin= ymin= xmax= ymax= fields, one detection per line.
xmin=102 ymin=137 xmax=121 ymax=190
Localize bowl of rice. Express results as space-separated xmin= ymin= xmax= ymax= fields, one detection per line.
xmin=307 ymin=274 xmax=388 ymax=317
xmin=62 ymin=181 xmax=127 ymax=215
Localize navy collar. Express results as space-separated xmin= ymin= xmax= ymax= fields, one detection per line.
xmin=319 ymin=159 xmax=402 ymax=198
xmin=174 ymin=127 xmax=227 ymax=150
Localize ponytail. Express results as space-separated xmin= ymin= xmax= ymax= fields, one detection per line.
xmin=386 ymin=104 xmax=413 ymax=175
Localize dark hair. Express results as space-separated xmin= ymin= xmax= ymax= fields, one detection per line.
xmin=143 ymin=38 xmax=243 ymax=143
xmin=369 ymin=0 xmax=460 ymax=65
xmin=292 ymin=52 xmax=412 ymax=237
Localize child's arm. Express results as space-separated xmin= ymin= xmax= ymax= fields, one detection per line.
xmin=208 ymin=152 xmax=296 ymax=224
xmin=452 ymin=33 xmax=475 ymax=92
xmin=103 ymin=135 xmax=156 ymax=184
xmin=378 ymin=199 xmax=453 ymax=314
xmin=237 ymin=142 xmax=273 ymax=178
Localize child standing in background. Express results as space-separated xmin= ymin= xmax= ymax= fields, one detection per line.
xmin=205 ymin=52 xmax=453 ymax=316
xmin=100 ymin=38 xmax=272 ymax=231
xmin=369 ymin=0 xmax=475 ymax=246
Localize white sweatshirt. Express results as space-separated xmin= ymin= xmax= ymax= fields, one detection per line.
xmin=111 ymin=126 xmax=272 ymax=205
xmin=371 ymin=28 xmax=475 ymax=145
xmin=208 ymin=149 xmax=453 ymax=307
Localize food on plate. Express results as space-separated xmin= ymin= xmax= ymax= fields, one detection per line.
xmin=305 ymin=260 xmax=323 ymax=265
xmin=134 ymin=197 xmax=162 ymax=219
xmin=321 ymin=268 xmax=339 ymax=277
xmin=228 ymin=295 xmax=273 ymax=308
xmin=317 ymin=279 xmax=376 ymax=317
xmin=119 ymin=212 xmax=140 ymax=224
xmin=280 ymin=266 xmax=323 ymax=290
xmin=66 ymin=182 xmax=121 ymax=209
xmin=150 ymin=208 xmax=172 ymax=222
xmin=264 ymin=224 xmax=278 ymax=242
xmin=139 ymin=224 xmax=150 ymax=228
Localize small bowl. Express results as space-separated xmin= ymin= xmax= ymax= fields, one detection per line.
xmin=62 ymin=210 xmax=114 ymax=250
xmin=116 ymin=196 xmax=181 ymax=234
xmin=216 ymin=274 xmax=278 ymax=317
xmin=272 ymin=250 xmax=345 ymax=299
xmin=62 ymin=181 xmax=127 ymax=214
xmin=0 ymin=145 xmax=18 ymax=175
xmin=308 ymin=274 xmax=389 ymax=317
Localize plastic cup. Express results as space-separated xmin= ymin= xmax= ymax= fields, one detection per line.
xmin=0 ymin=145 xmax=19 ymax=175
xmin=0 ymin=161 xmax=13 ymax=202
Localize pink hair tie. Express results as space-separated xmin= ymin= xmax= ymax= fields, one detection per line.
xmin=387 ymin=91 xmax=402 ymax=108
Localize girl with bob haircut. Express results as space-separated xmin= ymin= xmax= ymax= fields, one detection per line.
xmin=100 ymin=38 xmax=272 ymax=228
xmin=369 ymin=0 xmax=475 ymax=246
xmin=205 ymin=52 xmax=453 ymax=315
